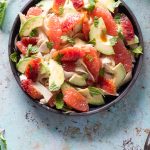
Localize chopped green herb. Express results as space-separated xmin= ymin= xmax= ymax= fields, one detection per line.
xmin=132 ymin=45 xmax=143 ymax=54
xmin=28 ymin=64 xmax=33 ymax=72
xmin=46 ymin=41 xmax=54 ymax=50
xmin=55 ymin=53 xmax=64 ymax=64
xmin=86 ymin=54 xmax=94 ymax=62
xmin=88 ymin=86 xmax=104 ymax=96
xmin=27 ymin=44 xmax=39 ymax=56
xmin=55 ymin=93 xmax=64 ymax=109
xmin=49 ymin=82 xmax=59 ymax=91
xmin=99 ymin=68 xmax=105 ymax=77
xmin=94 ymin=16 xmax=99 ymax=28
xmin=84 ymin=0 xmax=96 ymax=12
xmin=10 ymin=52 xmax=17 ymax=63
xmin=114 ymin=13 xmax=121 ymax=24
xmin=109 ymin=37 xmax=118 ymax=46
xmin=61 ymin=36 xmax=75 ymax=46
xmin=88 ymin=38 xmax=96 ymax=46
xmin=0 ymin=0 xmax=7 ymax=28
xmin=29 ymin=29 xmax=38 ymax=37
xmin=0 ymin=131 xmax=7 ymax=150
xmin=59 ymin=6 xmax=64 ymax=16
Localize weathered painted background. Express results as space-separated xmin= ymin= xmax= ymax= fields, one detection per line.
xmin=0 ymin=0 xmax=149 ymax=149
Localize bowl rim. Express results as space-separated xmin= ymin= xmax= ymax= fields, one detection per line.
xmin=8 ymin=0 xmax=144 ymax=116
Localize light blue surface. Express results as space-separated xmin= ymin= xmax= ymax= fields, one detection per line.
xmin=0 ymin=0 xmax=149 ymax=149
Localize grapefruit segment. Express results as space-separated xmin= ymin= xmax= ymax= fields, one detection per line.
xmin=113 ymin=39 xmax=132 ymax=72
xmin=62 ymin=84 xmax=89 ymax=112
xmin=52 ymin=0 xmax=66 ymax=14
xmin=91 ymin=6 xmax=118 ymax=36
xmin=71 ymin=0 xmax=84 ymax=10
xmin=26 ymin=7 xmax=43 ymax=17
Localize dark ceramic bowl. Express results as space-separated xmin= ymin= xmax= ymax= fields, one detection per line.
xmin=8 ymin=0 xmax=144 ymax=116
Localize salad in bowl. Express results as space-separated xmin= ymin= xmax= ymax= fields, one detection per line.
xmin=10 ymin=0 xmax=143 ymax=113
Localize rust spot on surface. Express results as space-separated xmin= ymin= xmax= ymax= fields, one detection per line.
xmin=32 ymin=143 xmax=41 ymax=150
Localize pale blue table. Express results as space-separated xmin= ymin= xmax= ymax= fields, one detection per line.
xmin=0 ymin=0 xmax=149 ymax=149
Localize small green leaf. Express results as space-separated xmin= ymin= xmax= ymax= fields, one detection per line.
xmin=55 ymin=93 xmax=64 ymax=109
xmin=84 ymin=0 xmax=96 ymax=12
xmin=114 ymin=13 xmax=121 ymax=24
xmin=88 ymin=38 xmax=96 ymax=46
xmin=46 ymin=41 xmax=54 ymax=50
xmin=88 ymin=86 xmax=104 ymax=96
xmin=49 ymin=82 xmax=59 ymax=91
xmin=59 ymin=6 xmax=64 ymax=16
xmin=29 ymin=29 xmax=38 ymax=37
xmin=85 ymin=54 xmax=94 ymax=62
xmin=0 ymin=0 xmax=7 ymax=28
xmin=0 ymin=131 xmax=7 ymax=150
xmin=27 ymin=44 xmax=39 ymax=56
xmin=55 ymin=53 xmax=64 ymax=64
xmin=99 ymin=68 xmax=105 ymax=77
xmin=94 ymin=16 xmax=99 ymax=28
xmin=10 ymin=52 xmax=17 ymax=63
xmin=132 ymin=46 xmax=143 ymax=54
xmin=61 ymin=36 xmax=75 ymax=46
xmin=109 ymin=37 xmax=118 ymax=46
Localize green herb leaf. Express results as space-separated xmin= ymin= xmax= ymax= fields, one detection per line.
xmin=46 ymin=41 xmax=54 ymax=50
xmin=88 ymin=38 xmax=96 ymax=46
xmin=61 ymin=36 xmax=75 ymax=46
xmin=114 ymin=13 xmax=121 ymax=24
xmin=0 ymin=131 xmax=7 ymax=150
xmin=132 ymin=46 xmax=143 ymax=54
xmin=99 ymin=68 xmax=105 ymax=77
xmin=10 ymin=52 xmax=17 ymax=63
xmin=0 ymin=0 xmax=7 ymax=28
xmin=59 ymin=6 xmax=64 ymax=16
xmin=27 ymin=44 xmax=39 ymax=56
xmin=55 ymin=93 xmax=64 ymax=109
xmin=86 ymin=54 xmax=94 ymax=62
xmin=84 ymin=0 xmax=96 ymax=12
xmin=109 ymin=37 xmax=118 ymax=46
xmin=88 ymin=86 xmax=104 ymax=96
xmin=55 ymin=53 xmax=64 ymax=64
xmin=94 ymin=16 xmax=99 ymax=28
xmin=29 ymin=29 xmax=38 ymax=37
xmin=49 ymin=82 xmax=59 ymax=91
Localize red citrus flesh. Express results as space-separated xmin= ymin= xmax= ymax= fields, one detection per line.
xmin=26 ymin=7 xmax=43 ymax=17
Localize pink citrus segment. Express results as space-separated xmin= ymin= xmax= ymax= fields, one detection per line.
xmin=120 ymin=14 xmax=135 ymax=41
xmin=71 ymin=0 xmax=84 ymax=10
xmin=52 ymin=0 xmax=66 ymax=14
xmin=62 ymin=87 xmax=89 ymax=112
xmin=45 ymin=15 xmax=62 ymax=49
xmin=91 ymin=6 xmax=118 ymax=36
xmin=26 ymin=7 xmax=43 ymax=17
xmin=113 ymin=39 xmax=132 ymax=72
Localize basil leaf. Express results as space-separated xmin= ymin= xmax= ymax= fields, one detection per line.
xmin=84 ymin=0 xmax=96 ymax=12
xmin=0 ymin=0 xmax=7 ymax=28
xmin=109 ymin=37 xmax=118 ymax=46
xmin=27 ymin=44 xmax=39 ymax=55
xmin=59 ymin=6 xmax=64 ymax=16
xmin=88 ymin=38 xmax=96 ymax=46
xmin=61 ymin=36 xmax=75 ymax=46
xmin=0 ymin=131 xmax=7 ymax=150
xmin=114 ymin=13 xmax=121 ymax=24
xmin=88 ymin=86 xmax=104 ymax=96
xmin=132 ymin=46 xmax=143 ymax=54
xmin=94 ymin=16 xmax=99 ymax=28
xmin=46 ymin=41 xmax=54 ymax=50
xmin=55 ymin=53 xmax=64 ymax=64
xmin=99 ymin=68 xmax=105 ymax=77
xmin=55 ymin=93 xmax=64 ymax=109
xmin=10 ymin=52 xmax=17 ymax=63
xmin=29 ymin=29 xmax=38 ymax=37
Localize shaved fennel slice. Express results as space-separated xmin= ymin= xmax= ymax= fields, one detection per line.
xmin=76 ymin=59 xmax=95 ymax=82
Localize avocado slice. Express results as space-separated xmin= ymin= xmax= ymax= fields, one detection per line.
xmin=79 ymin=88 xmax=105 ymax=106
xmin=113 ymin=63 xmax=126 ymax=88
xmin=19 ymin=16 xmax=43 ymax=37
xmin=16 ymin=57 xmax=32 ymax=73
xmin=49 ymin=59 xmax=65 ymax=91
xmin=69 ymin=74 xmax=86 ymax=86
xmin=89 ymin=18 xmax=115 ymax=55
